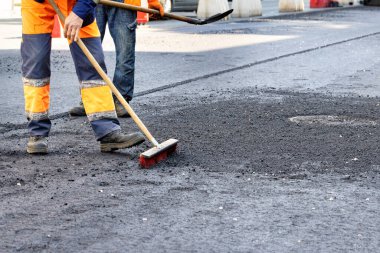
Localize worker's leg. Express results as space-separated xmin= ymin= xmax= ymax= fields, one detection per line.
xmin=69 ymin=4 xmax=135 ymax=117
xmin=21 ymin=0 xmax=55 ymax=138
xmin=106 ymin=2 xmax=137 ymax=102
xmin=68 ymin=21 xmax=122 ymax=140
xmin=69 ymin=23 xmax=145 ymax=149
xmin=96 ymin=4 xmax=108 ymax=41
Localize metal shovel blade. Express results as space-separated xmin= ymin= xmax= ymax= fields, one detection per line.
xmin=97 ymin=0 xmax=233 ymax=26
xmin=198 ymin=9 xmax=234 ymax=25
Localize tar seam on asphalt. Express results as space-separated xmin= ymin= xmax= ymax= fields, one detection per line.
xmin=0 ymin=113 xmax=68 ymax=133
xmin=2 ymin=31 xmax=380 ymax=133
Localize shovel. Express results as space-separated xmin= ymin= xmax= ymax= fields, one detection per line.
xmin=94 ymin=0 xmax=233 ymax=25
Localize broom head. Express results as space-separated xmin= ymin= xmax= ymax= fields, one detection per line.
xmin=139 ymin=139 xmax=178 ymax=168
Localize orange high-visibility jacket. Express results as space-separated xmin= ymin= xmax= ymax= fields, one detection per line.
xmin=125 ymin=0 xmax=141 ymax=6
xmin=124 ymin=0 xmax=160 ymax=6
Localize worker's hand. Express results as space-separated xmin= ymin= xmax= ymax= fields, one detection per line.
xmin=64 ymin=12 xmax=83 ymax=42
xmin=148 ymin=0 xmax=165 ymax=16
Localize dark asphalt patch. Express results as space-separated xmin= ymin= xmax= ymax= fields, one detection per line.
xmin=2 ymin=89 xmax=380 ymax=178
xmin=141 ymin=89 xmax=380 ymax=179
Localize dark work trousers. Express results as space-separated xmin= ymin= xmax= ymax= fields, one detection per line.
xmin=96 ymin=2 xmax=137 ymax=102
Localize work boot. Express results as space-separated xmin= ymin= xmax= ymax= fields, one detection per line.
xmin=69 ymin=101 xmax=86 ymax=117
xmin=114 ymin=99 xmax=131 ymax=118
xmin=100 ymin=130 xmax=145 ymax=152
xmin=27 ymin=136 xmax=48 ymax=154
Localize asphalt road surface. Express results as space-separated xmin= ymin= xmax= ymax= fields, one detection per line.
xmin=1 ymin=7 xmax=379 ymax=253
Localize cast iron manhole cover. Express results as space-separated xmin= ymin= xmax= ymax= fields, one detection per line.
xmin=288 ymin=115 xmax=378 ymax=126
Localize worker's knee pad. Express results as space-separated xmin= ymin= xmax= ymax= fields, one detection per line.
xmin=80 ymin=80 xmax=119 ymax=140
xmin=23 ymin=77 xmax=50 ymax=121
xmin=80 ymin=81 xmax=117 ymax=122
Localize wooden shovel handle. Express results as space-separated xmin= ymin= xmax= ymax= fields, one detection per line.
xmin=97 ymin=0 xmax=203 ymax=24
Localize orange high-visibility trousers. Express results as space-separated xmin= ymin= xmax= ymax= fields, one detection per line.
xmin=21 ymin=0 xmax=120 ymax=139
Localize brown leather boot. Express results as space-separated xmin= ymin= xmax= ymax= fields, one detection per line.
xmin=114 ymin=99 xmax=131 ymax=118
xmin=69 ymin=101 xmax=86 ymax=116
xmin=27 ymin=136 xmax=48 ymax=154
xmin=100 ymin=130 xmax=145 ymax=152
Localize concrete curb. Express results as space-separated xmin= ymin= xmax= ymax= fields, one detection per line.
xmin=0 ymin=18 xmax=21 ymax=23
xmin=228 ymin=5 xmax=363 ymax=24
xmin=259 ymin=5 xmax=363 ymax=20
xmin=144 ymin=5 xmax=364 ymax=28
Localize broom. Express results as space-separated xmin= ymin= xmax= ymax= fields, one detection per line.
xmin=47 ymin=0 xmax=178 ymax=168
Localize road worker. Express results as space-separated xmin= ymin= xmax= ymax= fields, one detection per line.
xmin=69 ymin=0 xmax=164 ymax=117
xmin=22 ymin=0 xmax=145 ymax=154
